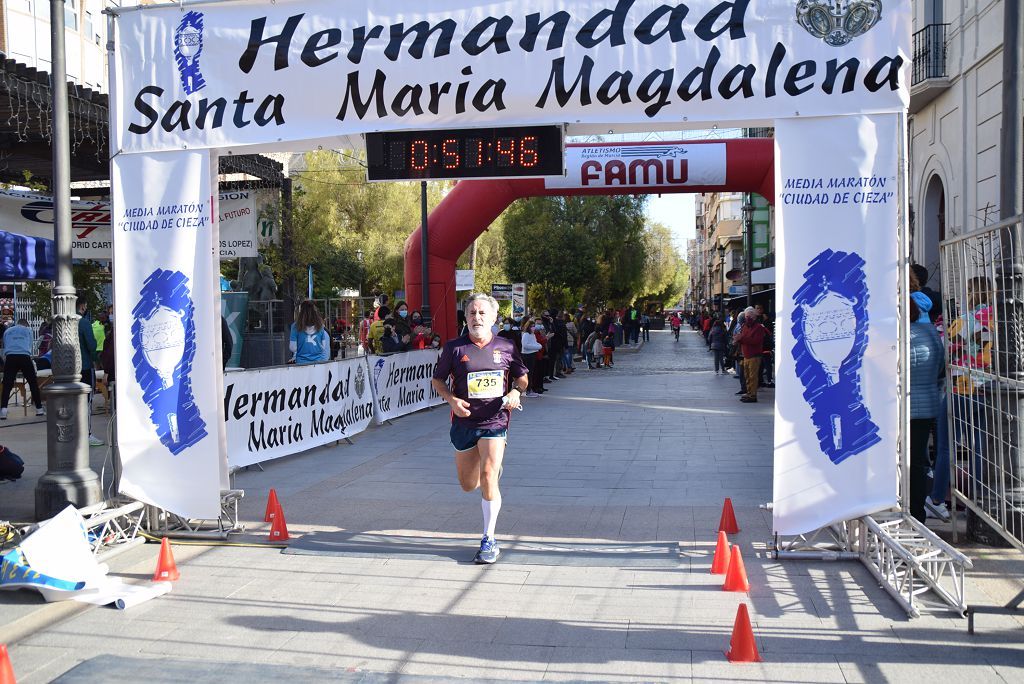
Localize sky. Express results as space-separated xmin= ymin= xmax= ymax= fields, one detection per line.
xmin=646 ymin=193 xmax=696 ymax=259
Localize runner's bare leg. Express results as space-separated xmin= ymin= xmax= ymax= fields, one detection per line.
xmin=455 ymin=446 xmax=482 ymax=492
xmin=477 ymin=438 xmax=506 ymax=501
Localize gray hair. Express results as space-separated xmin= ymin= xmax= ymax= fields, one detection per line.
xmin=465 ymin=292 xmax=499 ymax=312
xmin=743 ymin=306 xmax=757 ymax=318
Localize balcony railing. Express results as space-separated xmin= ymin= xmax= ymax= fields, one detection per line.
xmin=912 ymin=23 xmax=948 ymax=86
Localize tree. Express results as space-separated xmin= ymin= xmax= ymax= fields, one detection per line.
xmin=501 ymin=194 xmax=648 ymax=312
xmin=22 ymin=261 xmax=109 ymax=322
xmin=263 ymin=150 xmax=451 ymax=302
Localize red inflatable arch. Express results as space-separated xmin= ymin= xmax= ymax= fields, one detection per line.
xmin=404 ymin=138 xmax=775 ymax=341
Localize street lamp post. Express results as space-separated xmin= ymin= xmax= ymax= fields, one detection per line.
xmin=717 ymin=242 xmax=727 ymax=315
xmin=741 ymin=200 xmax=755 ymax=308
xmin=355 ymin=249 xmax=364 ymax=300
xmin=35 ymin=0 xmax=100 ymax=519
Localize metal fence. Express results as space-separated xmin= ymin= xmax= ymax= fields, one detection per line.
xmin=940 ymin=215 xmax=1024 ymax=550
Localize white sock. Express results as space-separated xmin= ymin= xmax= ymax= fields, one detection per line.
xmin=482 ymin=493 xmax=502 ymax=539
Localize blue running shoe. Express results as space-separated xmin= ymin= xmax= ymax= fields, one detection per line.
xmin=474 ymin=535 xmax=500 ymax=564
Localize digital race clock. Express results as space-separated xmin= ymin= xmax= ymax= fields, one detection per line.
xmin=365 ymin=125 xmax=564 ymax=181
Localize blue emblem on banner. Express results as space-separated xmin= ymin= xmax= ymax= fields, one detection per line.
xmin=174 ymin=11 xmax=206 ymax=95
xmin=791 ymin=250 xmax=880 ymax=464
xmin=131 ymin=269 xmax=207 ymax=455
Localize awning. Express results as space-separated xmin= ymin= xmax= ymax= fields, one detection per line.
xmin=0 ymin=230 xmax=55 ymax=280
xmin=752 ymin=267 xmax=775 ymax=285
xmin=724 ymin=288 xmax=775 ymax=304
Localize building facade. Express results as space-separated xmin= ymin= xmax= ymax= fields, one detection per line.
xmin=0 ymin=0 xmax=114 ymax=92
xmin=908 ymin=0 xmax=1017 ymax=289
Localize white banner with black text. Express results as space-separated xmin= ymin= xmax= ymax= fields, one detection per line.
xmin=112 ymin=0 xmax=909 ymax=154
xmin=223 ymin=357 xmax=375 ymax=468
xmin=113 ymin=150 xmax=226 ymax=519
xmin=0 ymin=188 xmax=258 ymax=260
xmin=772 ymin=113 xmax=901 ymax=536
xmin=369 ymin=350 xmax=444 ymax=424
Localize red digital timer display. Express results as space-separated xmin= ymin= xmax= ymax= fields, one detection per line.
xmin=365 ymin=126 xmax=563 ymax=181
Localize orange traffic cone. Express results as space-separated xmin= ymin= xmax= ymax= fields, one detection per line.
xmin=264 ymin=488 xmax=281 ymax=523
xmin=726 ymin=604 xmax=761 ymax=662
xmin=710 ymin=531 xmax=731 ymax=575
xmin=0 ymin=644 xmax=15 ymax=684
xmin=152 ymin=537 xmax=180 ymax=582
xmin=269 ymin=502 xmax=290 ymax=542
xmin=718 ymin=497 xmax=740 ymax=534
xmin=722 ymin=545 xmax=750 ymax=592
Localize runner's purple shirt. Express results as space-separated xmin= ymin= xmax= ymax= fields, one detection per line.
xmin=433 ymin=333 xmax=528 ymax=429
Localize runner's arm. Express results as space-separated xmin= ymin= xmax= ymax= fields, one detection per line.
xmin=431 ymin=377 xmax=471 ymax=417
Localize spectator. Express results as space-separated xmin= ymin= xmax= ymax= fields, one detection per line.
xmin=640 ymin=311 xmax=651 ymax=342
xmin=391 ymin=300 xmax=413 ymax=341
xmin=520 ymin=317 xmax=542 ymax=397
xmin=498 ymin=317 xmax=522 ymax=355
xmin=909 ymin=290 xmax=944 ymax=524
xmin=948 ymin=275 xmax=993 ymax=499
xmin=563 ymin=312 xmax=577 ymax=373
xmin=534 ymin=317 xmax=555 ymax=386
xmin=220 ymin=316 xmax=232 ymax=371
xmin=77 ymin=297 xmax=103 ymax=446
xmin=373 ymin=294 xmax=391 ymax=322
xmin=585 ymin=327 xmax=603 ymax=369
xmin=380 ymin=323 xmax=404 ymax=353
xmin=602 ymin=327 xmax=616 ymax=367
xmin=911 ymin=263 xmax=943 ymax=324
xmin=36 ymin=322 xmax=52 ymax=356
xmin=358 ymin=310 xmax=373 ymax=353
xmin=734 ymin=307 xmax=768 ymax=403
xmin=545 ymin=311 xmax=567 ymax=380
xmin=289 ymin=300 xmax=330 ymax=365
xmin=0 ymin=318 xmax=44 ymax=418
xmin=709 ymin=317 xmax=727 ymax=375
xmin=93 ymin=310 xmax=109 ymax=355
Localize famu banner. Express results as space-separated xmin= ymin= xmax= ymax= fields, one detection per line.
xmin=113 ymin=150 xmax=225 ymax=519
xmin=545 ymin=142 xmax=725 ymax=189
xmin=112 ymin=0 xmax=909 ymax=154
xmin=0 ymin=188 xmax=258 ymax=260
xmin=223 ymin=357 xmax=375 ymax=468
xmin=369 ymin=350 xmax=444 ymax=423
xmin=772 ymin=113 xmax=900 ymax=536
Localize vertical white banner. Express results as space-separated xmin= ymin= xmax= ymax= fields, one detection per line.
xmin=113 ymin=150 xmax=223 ymax=519
xmin=773 ymin=114 xmax=901 ymax=536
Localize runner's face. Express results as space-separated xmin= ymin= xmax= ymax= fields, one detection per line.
xmin=466 ymin=301 xmax=496 ymax=339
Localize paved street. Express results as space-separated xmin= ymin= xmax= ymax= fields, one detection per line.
xmin=2 ymin=328 xmax=1023 ymax=682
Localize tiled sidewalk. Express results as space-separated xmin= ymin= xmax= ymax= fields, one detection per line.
xmin=2 ymin=329 xmax=1022 ymax=682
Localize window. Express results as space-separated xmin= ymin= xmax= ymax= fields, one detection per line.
xmin=65 ymin=0 xmax=78 ymax=31
xmin=85 ymin=10 xmax=93 ymax=40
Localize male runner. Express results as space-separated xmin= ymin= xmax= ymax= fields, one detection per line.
xmin=431 ymin=293 xmax=529 ymax=564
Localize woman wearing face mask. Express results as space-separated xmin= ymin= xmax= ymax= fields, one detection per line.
xmin=519 ymin=317 xmax=543 ymax=397
xmin=390 ymin=300 xmax=413 ymax=345
xmin=410 ymin=310 xmax=423 ymax=327
xmin=497 ymin=318 xmax=521 ymax=355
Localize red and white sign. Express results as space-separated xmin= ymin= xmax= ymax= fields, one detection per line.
xmin=545 ymin=143 xmax=726 ymax=189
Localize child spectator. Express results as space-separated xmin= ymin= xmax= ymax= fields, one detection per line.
xmin=602 ymin=329 xmax=616 ymax=367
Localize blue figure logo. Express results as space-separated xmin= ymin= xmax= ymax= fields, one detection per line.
xmin=131 ymin=270 xmax=207 ymax=455
xmin=791 ymin=250 xmax=880 ymax=464
xmin=174 ymin=11 xmax=206 ymax=95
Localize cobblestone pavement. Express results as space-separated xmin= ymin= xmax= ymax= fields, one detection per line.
xmin=2 ymin=329 xmax=1022 ymax=682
